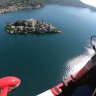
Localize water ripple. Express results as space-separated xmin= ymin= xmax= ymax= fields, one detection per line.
xmin=62 ymin=42 xmax=95 ymax=80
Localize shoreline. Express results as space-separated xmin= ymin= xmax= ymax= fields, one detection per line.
xmin=0 ymin=0 xmax=96 ymax=14
xmin=46 ymin=2 xmax=96 ymax=11
xmin=0 ymin=5 xmax=44 ymax=14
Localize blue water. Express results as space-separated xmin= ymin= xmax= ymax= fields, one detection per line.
xmin=0 ymin=4 xmax=96 ymax=96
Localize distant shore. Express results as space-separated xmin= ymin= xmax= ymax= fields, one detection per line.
xmin=46 ymin=1 xmax=96 ymax=11
xmin=0 ymin=0 xmax=96 ymax=14
xmin=0 ymin=5 xmax=43 ymax=14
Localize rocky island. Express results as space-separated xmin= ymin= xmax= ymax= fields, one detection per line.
xmin=6 ymin=18 xmax=61 ymax=34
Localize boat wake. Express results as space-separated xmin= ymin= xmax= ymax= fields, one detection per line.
xmin=62 ymin=41 xmax=96 ymax=80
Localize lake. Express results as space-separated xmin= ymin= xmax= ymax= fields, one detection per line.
xmin=0 ymin=4 xmax=96 ymax=96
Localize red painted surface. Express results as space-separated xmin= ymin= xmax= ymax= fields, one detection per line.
xmin=50 ymin=61 xmax=94 ymax=96
xmin=65 ymin=77 xmax=73 ymax=83
xmin=73 ymin=67 xmax=88 ymax=81
xmin=51 ymin=83 xmax=63 ymax=95
xmin=73 ymin=61 xmax=94 ymax=81
xmin=0 ymin=87 xmax=9 ymax=96
xmin=0 ymin=76 xmax=21 ymax=96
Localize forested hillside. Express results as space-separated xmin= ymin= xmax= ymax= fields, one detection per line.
xmin=0 ymin=0 xmax=95 ymax=9
xmin=0 ymin=0 xmax=45 ymax=9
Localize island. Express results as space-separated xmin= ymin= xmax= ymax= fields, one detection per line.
xmin=6 ymin=18 xmax=61 ymax=34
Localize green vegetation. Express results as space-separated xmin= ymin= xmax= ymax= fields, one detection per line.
xmin=6 ymin=18 xmax=61 ymax=34
xmin=0 ymin=0 xmax=45 ymax=9
xmin=0 ymin=0 xmax=95 ymax=12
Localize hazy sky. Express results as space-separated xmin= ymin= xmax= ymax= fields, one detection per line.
xmin=80 ymin=0 xmax=96 ymax=7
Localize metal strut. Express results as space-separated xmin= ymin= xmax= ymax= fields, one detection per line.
xmin=90 ymin=35 xmax=96 ymax=52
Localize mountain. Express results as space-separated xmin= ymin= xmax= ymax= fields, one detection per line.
xmin=0 ymin=0 xmax=96 ymax=10
xmin=42 ymin=0 xmax=96 ymax=9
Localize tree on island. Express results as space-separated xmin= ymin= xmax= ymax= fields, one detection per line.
xmin=13 ymin=20 xmax=21 ymax=26
xmin=42 ymin=20 xmax=44 ymax=25
xmin=7 ymin=22 xmax=11 ymax=27
xmin=37 ymin=21 xmax=39 ymax=24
